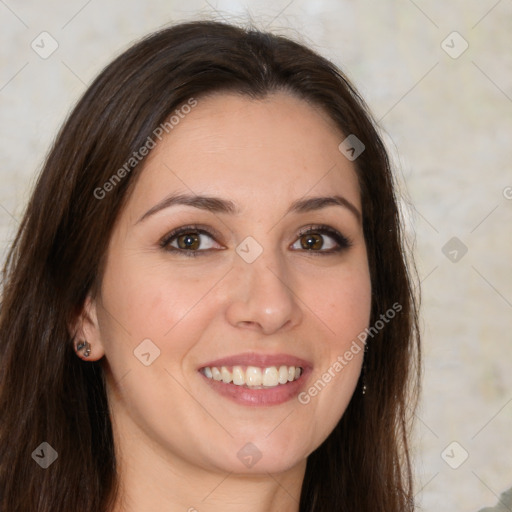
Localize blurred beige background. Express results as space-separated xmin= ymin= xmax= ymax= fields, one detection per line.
xmin=1 ymin=1 xmax=511 ymax=510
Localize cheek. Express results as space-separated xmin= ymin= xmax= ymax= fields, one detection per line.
xmin=309 ymin=262 xmax=372 ymax=344
xmin=100 ymin=255 xmax=222 ymax=343
xmin=296 ymin=262 xmax=371 ymax=436
xmin=97 ymin=253 xmax=233 ymax=399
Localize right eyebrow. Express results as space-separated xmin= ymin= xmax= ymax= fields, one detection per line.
xmin=136 ymin=193 xmax=239 ymax=224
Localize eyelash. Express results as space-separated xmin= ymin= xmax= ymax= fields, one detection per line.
xmin=296 ymin=225 xmax=352 ymax=254
xmin=159 ymin=223 xmax=352 ymax=257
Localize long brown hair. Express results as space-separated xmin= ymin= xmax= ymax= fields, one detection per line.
xmin=0 ymin=20 xmax=420 ymax=511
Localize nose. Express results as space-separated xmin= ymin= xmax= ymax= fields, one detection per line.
xmin=224 ymin=249 xmax=303 ymax=335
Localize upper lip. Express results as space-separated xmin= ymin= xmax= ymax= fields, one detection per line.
xmin=199 ymin=352 xmax=312 ymax=370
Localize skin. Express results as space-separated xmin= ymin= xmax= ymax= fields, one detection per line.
xmin=75 ymin=91 xmax=372 ymax=512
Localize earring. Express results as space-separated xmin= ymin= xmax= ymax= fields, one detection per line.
xmin=76 ymin=340 xmax=91 ymax=358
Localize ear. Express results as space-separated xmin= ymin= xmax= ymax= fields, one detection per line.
xmin=69 ymin=294 xmax=106 ymax=361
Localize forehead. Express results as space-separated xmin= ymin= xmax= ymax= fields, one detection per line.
xmin=127 ymin=91 xmax=360 ymax=216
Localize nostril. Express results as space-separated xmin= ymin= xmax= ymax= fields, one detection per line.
xmin=237 ymin=320 xmax=260 ymax=329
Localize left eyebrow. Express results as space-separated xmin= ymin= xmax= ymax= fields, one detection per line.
xmin=287 ymin=195 xmax=362 ymax=224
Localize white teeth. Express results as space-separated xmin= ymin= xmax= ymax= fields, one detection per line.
xmin=278 ymin=365 xmax=289 ymax=384
xmin=202 ymin=365 xmax=303 ymax=388
xmin=232 ymin=366 xmax=245 ymax=385
xmin=262 ymin=366 xmax=279 ymax=387
xmin=246 ymin=366 xmax=262 ymax=386
xmin=221 ymin=366 xmax=232 ymax=384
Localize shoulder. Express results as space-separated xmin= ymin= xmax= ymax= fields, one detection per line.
xmin=477 ymin=487 xmax=512 ymax=511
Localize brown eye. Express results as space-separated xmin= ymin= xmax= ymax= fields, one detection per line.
xmin=161 ymin=226 xmax=222 ymax=256
xmin=300 ymin=233 xmax=323 ymax=250
xmin=176 ymin=233 xmax=200 ymax=250
xmin=291 ymin=225 xmax=352 ymax=254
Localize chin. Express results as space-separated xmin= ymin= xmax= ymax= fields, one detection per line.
xmin=206 ymin=436 xmax=310 ymax=476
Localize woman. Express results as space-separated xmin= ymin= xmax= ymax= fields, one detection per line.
xmin=0 ymin=20 xmax=420 ymax=511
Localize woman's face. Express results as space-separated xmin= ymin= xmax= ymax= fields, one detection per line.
xmin=83 ymin=91 xmax=371 ymax=476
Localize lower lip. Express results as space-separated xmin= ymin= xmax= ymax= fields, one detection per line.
xmin=200 ymin=369 xmax=310 ymax=406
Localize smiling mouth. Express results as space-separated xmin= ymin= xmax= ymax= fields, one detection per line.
xmin=200 ymin=365 xmax=303 ymax=389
